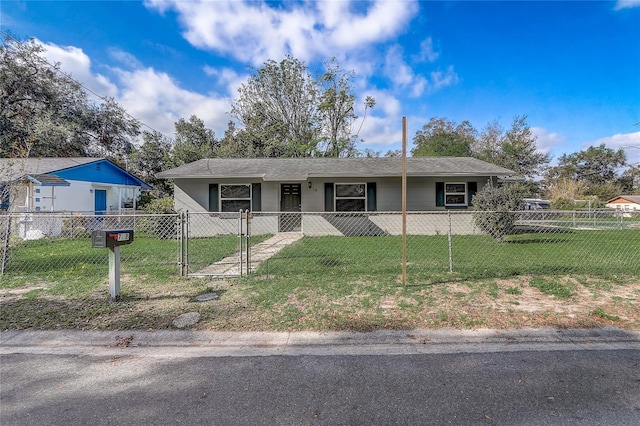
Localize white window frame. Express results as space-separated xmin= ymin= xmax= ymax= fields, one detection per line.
xmin=119 ymin=186 xmax=136 ymax=209
xmin=444 ymin=182 xmax=467 ymax=207
xmin=334 ymin=183 xmax=367 ymax=212
xmin=220 ymin=184 xmax=252 ymax=213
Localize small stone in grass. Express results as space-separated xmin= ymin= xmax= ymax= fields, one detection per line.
xmin=173 ymin=312 xmax=200 ymax=328
xmin=195 ymin=292 xmax=219 ymax=302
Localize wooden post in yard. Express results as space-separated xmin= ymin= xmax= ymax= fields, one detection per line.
xmin=402 ymin=117 xmax=407 ymax=286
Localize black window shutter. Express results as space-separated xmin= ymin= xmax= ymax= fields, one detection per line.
xmin=324 ymin=183 xmax=334 ymax=212
xmin=208 ymin=184 xmax=219 ymax=212
xmin=251 ymin=183 xmax=261 ymax=211
xmin=436 ymin=182 xmax=444 ymax=207
xmin=468 ymin=182 xmax=477 ymax=206
xmin=367 ymin=182 xmax=377 ymax=211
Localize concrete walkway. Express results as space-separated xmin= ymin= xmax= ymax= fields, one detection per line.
xmin=191 ymin=233 xmax=303 ymax=277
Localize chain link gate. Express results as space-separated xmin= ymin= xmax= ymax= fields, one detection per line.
xmin=180 ymin=210 xmax=253 ymax=278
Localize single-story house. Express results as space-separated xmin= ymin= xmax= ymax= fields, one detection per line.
xmin=605 ymin=195 xmax=640 ymax=212
xmin=157 ymin=157 xmax=516 ymax=235
xmin=0 ymin=157 xmax=151 ymax=213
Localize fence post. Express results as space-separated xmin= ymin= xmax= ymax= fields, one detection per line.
xmin=179 ymin=211 xmax=187 ymax=277
xmin=1 ymin=215 xmax=10 ymax=275
xmin=447 ymin=211 xmax=453 ymax=273
xmin=184 ymin=211 xmax=189 ymax=277
xmin=245 ymin=210 xmax=251 ymax=275
xmin=238 ymin=209 xmax=243 ymax=277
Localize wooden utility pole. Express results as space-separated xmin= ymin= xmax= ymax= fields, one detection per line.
xmin=402 ymin=117 xmax=407 ymax=286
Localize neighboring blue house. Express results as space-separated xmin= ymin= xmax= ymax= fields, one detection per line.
xmin=0 ymin=157 xmax=151 ymax=213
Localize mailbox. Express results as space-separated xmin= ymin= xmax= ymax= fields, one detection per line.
xmin=91 ymin=229 xmax=134 ymax=248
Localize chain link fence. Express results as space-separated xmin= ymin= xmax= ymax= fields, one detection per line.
xmin=0 ymin=212 xmax=180 ymax=281
xmin=239 ymin=210 xmax=640 ymax=283
xmin=1 ymin=209 xmax=639 ymax=285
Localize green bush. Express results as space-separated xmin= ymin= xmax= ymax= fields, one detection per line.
xmin=473 ymin=180 xmax=525 ymax=242
xmin=141 ymin=196 xmax=176 ymax=214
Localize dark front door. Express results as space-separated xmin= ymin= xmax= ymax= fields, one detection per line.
xmin=280 ymin=184 xmax=301 ymax=232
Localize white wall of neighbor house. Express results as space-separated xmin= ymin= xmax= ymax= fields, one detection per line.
xmin=27 ymin=181 xmax=140 ymax=212
xmin=55 ymin=181 xmax=94 ymax=211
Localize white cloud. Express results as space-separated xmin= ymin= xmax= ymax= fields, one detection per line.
xmin=588 ymin=131 xmax=640 ymax=165
xmin=144 ymin=0 xmax=419 ymax=65
xmin=430 ymin=66 xmax=459 ymax=90
xmin=353 ymin=90 xmax=404 ymax=149
xmin=414 ymin=37 xmax=439 ymax=63
xmin=531 ymin=127 xmax=565 ymax=156
xmin=384 ymin=45 xmax=414 ymax=86
xmin=614 ymin=0 xmax=640 ymax=10
xmin=39 ymin=40 xmax=233 ymax=141
xmin=108 ymin=48 xmax=143 ymax=69
xmin=38 ymin=40 xmax=118 ymax=98
xmin=357 ymin=115 xmax=403 ymax=149
xmin=203 ymin=66 xmax=246 ymax=97
xmin=114 ymin=68 xmax=232 ymax=139
xmin=383 ymin=45 xmax=457 ymax=98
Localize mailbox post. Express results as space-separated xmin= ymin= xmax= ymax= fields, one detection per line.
xmin=91 ymin=229 xmax=134 ymax=300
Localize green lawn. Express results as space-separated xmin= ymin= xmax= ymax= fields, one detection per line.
xmin=2 ymin=228 xmax=638 ymax=291
xmin=255 ymin=229 xmax=640 ymax=284
xmin=1 ymin=229 xmax=639 ymax=331
xmin=0 ymin=235 xmax=267 ymax=291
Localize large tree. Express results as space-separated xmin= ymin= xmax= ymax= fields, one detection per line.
xmin=230 ymin=56 xmax=374 ymax=158
xmin=0 ymin=35 xmax=139 ymax=160
xmin=317 ymin=58 xmax=375 ymax=157
xmin=545 ymin=144 xmax=627 ymax=200
xmin=472 ymin=116 xmax=549 ymax=195
xmin=127 ymin=130 xmax=173 ymax=195
xmin=411 ymin=117 xmax=475 ymax=157
xmin=231 ymin=56 xmax=319 ymax=157
xmin=172 ymin=115 xmax=218 ymax=166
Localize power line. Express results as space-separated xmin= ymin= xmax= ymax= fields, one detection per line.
xmin=0 ymin=29 xmax=175 ymax=143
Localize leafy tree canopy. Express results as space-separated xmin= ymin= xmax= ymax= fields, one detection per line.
xmin=230 ymin=56 xmax=374 ymax=158
xmin=172 ymin=115 xmax=218 ymax=166
xmin=411 ymin=117 xmax=475 ymax=157
xmin=0 ymin=35 xmax=140 ymax=161
xmin=545 ymin=144 xmax=628 ymax=200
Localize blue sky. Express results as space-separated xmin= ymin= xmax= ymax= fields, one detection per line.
xmin=2 ymin=0 xmax=640 ymax=165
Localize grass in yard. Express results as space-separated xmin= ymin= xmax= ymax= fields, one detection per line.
xmin=1 ymin=229 xmax=639 ymax=332
xmin=591 ymin=308 xmax=620 ymax=322
xmin=528 ymin=276 xmax=575 ymax=299
xmin=0 ymin=235 xmax=268 ymax=292
xmin=255 ymin=230 xmax=639 ymax=282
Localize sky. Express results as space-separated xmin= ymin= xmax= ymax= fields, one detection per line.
xmin=1 ymin=0 xmax=640 ymax=165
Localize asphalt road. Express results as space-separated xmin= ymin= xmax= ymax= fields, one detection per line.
xmin=1 ymin=329 xmax=639 ymax=425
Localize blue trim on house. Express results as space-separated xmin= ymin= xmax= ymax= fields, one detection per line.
xmin=53 ymin=159 xmax=152 ymax=190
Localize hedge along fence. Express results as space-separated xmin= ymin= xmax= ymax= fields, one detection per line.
xmin=1 ymin=210 xmax=639 ymax=286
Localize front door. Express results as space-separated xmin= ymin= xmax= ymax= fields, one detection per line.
xmin=94 ymin=189 xmax=107 ymax=215
xmin=280 ymin=184 xmax=301 ymax=232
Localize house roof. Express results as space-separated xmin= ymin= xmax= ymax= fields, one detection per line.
xmin=24 ymin=174 xmax=71 ymax=187
xmin=0 ymin=158 xmax=99 ymax=181
xmin=0 ymin=157 xmax=151 ymax=189
xmin=606 ymin=195 xmax=640 ymax=204
xmin=157 ymin=157 xmax=516 ymax=181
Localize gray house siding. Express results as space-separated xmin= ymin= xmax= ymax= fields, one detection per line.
xmin=174 ymin=176 xmax=493 ymax=214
